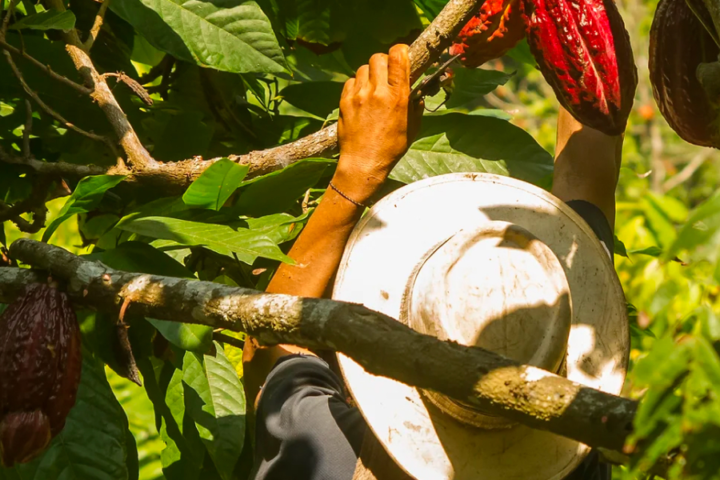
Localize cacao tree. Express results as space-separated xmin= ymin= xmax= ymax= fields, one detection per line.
xmin=0 ymin=0 xmax=720 ymax=479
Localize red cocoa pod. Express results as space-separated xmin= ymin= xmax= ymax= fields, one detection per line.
xmin=649 ymin=0 xmax=720 ymax=148
xmin=0 ymin=283 xmax=82 ymax=466
xmin=450 ymin=0 xmax=525 ymax=67
xmin=521 ymin=0 xmax=638 ymax=135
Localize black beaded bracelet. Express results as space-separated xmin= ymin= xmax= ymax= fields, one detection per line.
xmin=328 ymin=181 xmax=368 ymax=208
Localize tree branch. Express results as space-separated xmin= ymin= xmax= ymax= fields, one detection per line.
xmin=3 ymin=49 xmax=113 ymax=146
xmin=0 ymin=0 xmax=483 ymax=193
xmin=0 ymin=38 xmax=92 ymax=95
xmin=2 ymin=238 xmax=637 ymax=453
xmin=47 ymin=0 xmax=156 ymax=170
xmin=84 ymin=0 xmax=111 ymax=51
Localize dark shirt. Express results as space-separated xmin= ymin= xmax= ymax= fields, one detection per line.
xmin=251 ymin=200 xmax=615 ymax=480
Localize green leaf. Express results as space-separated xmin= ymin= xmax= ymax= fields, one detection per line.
xmin=390 ymin=112 xmax=553 ymax=185
xmin=445 ymin=68 xmax=513 ymax=109
xmin=666 ymin=191 xmax=720 ymax=260
xmin=80 ymin=214 xmax=120 ymax=240
xmin=42 ymin=175 xmax=125 ymax=242
xmin=244 ymin=212 xmax=309 ymax=244
xmin=118 ymin=216 xmax=294 ymax=264
xmin=111 ymin=0 xmax=287 ymax=74
xmin=148 ymin=318 xmax=214 ymax=353
xmin=85 ymin=241 xmax=195 ymax=278
xmin=235 ymin=158 xmax=332 ymax=216
xmin=275 ymin=0 xmax=348 ymax=47
xmin=631 ymin=246 xmax=663 ymax=257
xmin=279 ymin=81 xmax=345 ymax=118
xmin=116 ymin=196 xmax=189 ymax=229
xmin=9 ymin=9 xmax=75 ymax=30
xmin=1 ymin=353 xmax=133 ymax=479
xmin=614 ymin=235 xmax=629 ymax=258
xmin=183 ymin=159 xmax=249 ymax=210
xmin=413 ymin=0 xmax=447 ymax=19
xmin=182 ymin=345 xmax=245 ymax=480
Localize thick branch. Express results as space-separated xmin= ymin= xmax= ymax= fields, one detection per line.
xmin=47 ymin=0 xmax=156 ymax=170
xmin=3 ymin=239 xmax=637 ymax=452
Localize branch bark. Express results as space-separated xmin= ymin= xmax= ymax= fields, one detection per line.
xmin=47 ymin=0 xmax=156 ymax=170
xmin=0 ymin=0 xmax=484 ymax=192
xmin=2 ymin=238 xmax=637 ymax=453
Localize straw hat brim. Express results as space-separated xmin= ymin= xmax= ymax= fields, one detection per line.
xmin=333 ymin=173 xmax=629 ymax=480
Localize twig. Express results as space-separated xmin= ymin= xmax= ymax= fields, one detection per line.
xmin=0 ymin=0 xmax=19 ymax=39
xmin=214 ymin=331 xmax=245 ymax=350
xmin=0 ymin=39 xmax=91 ymax=95
xmin=47 ymin=0 xmax=156 ymax=169
xmin=22 ymin=99 xmax=31 ymax=158
xmin=0 ymin=176 xmax=51 ymax=233
xmin=3 ymin=50 xmax=111 ymax=145
xmin=0 ymin=143 xmax=116 ymax=177
xmin=102 ymin=72 xmax=153 ymax=105
xmin=663 ymin=150 xmax=713 ymax=192
xmin=84 ymin=0 xmax=111 ymax=51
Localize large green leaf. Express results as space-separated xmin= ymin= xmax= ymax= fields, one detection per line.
xmin=279 ymin=81 xmax=344 ymax=118
xmin=666 ymin=191 xmax=720 ymax=260
xmin=182 ymin=345 xmax=245 ymax=480
xmin=85 ymin=241 xmax=195 ymax=278
xmin=9 ymin=9 xmax=76 ymax=30
xmin=135 ymin=358 xmax=204 ymax=480
xmin=445 ymin=68 xmax=513 ymax=109
xmin=275 ymin=0 xmax=348 ymax=47
xmin=111 ymin=0 xmax=287 ymax=74
xmin=116 ymin=196 xmax=190 ymax=229
xmin=148 ymin=318 xmax=214 ymax=353
xmin=118 ymin=216 xmax=293 ymax=264
xmin=244 ymin=212 xmax=309 ymax=244
xmin=235 ymin=158 xmax=332 ymax=216
xmin=42 ymin=175 xmax=126 ymax=242
xmin=390 ymin=112 xmax=553 ymax=185
xmin=0 ymin=353 xmax=134 ymax=480
xmin=183 ymin=159 xmax=249 ymax=210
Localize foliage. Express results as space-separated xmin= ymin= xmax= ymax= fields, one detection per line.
xmin=0 ymin=0 xmax=719 ymax=478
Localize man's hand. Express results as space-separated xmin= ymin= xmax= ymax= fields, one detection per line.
xmin=334 ymin=44 xmax=422 ymax=205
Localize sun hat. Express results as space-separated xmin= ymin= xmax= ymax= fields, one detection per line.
xmin=332 ymin=173 xmax=629 ymax=480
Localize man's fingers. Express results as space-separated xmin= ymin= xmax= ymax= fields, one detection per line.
xmin=341 ymin=78 xmax=355 ymax=100
xmin=369 ymin=53 xmax=389 ymax=88
xmin=354 ymin=65 xmax=370 ymax=94
xmin=388 ymin=44 xmax=410 ymax=90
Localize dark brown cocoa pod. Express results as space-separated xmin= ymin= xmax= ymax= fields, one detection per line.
xmin=649 ymin=0 xmax=720 ymax=148
xmin=521 ymin=0 xmax=638 ymax=135
xmin=450 ymin=0 xmax=525 ymax=68
xmin=0 ymin=283 xmax=82 ymax=466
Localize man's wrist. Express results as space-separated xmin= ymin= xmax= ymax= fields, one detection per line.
xmin=332 ymin=159 xmax=387 ymax=205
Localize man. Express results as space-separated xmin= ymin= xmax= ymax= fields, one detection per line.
xmin=243 ymin=44 xmax=623 ymax=480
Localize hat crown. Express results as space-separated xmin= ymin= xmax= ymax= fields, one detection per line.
xmin=405 ymin=221 xmax=572 ymax=428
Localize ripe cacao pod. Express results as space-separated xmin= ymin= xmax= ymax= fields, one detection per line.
xmin=0 ymin=283 xmax=82 ymax=467
xmin=450 ymin=0 xmax=525 ymax=67
xmin=649 ymin=0 xmax=720 ymax=148
xmin=521 ymin=0 xmax=638 ymax=135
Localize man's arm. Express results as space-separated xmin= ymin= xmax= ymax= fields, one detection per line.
xmin=242 ymin=44 xmax=421 ymax=409
xmin=552 ymin=106 xmax=623 ymax=229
